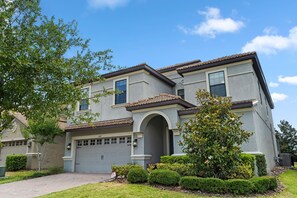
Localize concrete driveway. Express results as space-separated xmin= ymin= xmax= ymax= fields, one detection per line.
xmin=0 ymin=173 xmax=110 ymax=198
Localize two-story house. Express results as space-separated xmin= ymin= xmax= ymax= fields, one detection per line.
xmin=63 ymin=51 xmax=278 ymax=174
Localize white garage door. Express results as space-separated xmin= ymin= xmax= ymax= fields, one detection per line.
xmin=75 ymin=136 xmax=132 ymax=173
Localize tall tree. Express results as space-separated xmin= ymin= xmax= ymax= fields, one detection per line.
xmin=275 ymin=120 xmax=297 ymax=155
xmin=179 ymin=90 xmax=253 ymax=179
xmin=0 ymin=0 xmax=117 ymax=127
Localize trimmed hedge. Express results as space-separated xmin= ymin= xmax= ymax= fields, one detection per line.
xmin=255 ymin=154 xmax=267 ymax=176
xmin=250 ymin=176 xmax=277 ymax=192
xmin=226 ymin=179 xmax=254 ymax=195
xmin=127 ymin=168 xmax=148 ymax=183
xmin=240 ymin=153 xmax=255 ymax=174
xmin=160 ymin=155 xmax=190 ymax=164
xmin=148 ymin=169 xmax=181 ymax=186
xmin=155 ymin=163 xmax=195 ymax=176
xmin=6 ymin=154 xmax=27 ymax=171
xmin=180 ymin=176 xmax=226 ymax=193
xmin=112 ymin=164 xmax=143 ymax=178
xmin=227 ymin=164 xmax=253 ymax=179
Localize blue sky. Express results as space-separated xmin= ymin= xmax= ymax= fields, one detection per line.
xmin=40 ymin=0 xmax=297 ymax=129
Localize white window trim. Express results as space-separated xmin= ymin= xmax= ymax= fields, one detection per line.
xmin=77 ymin=85 xmax=91 ymax=111
xmin=206 ymin=68 xmax=230 ymax=97
xmin=113 ymin=77 xmax=129 ymax=105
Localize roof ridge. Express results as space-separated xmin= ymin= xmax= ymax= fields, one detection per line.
xmin=158 ymin=59 xmax=201 ymax=73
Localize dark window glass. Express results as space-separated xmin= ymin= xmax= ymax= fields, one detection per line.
xmin=177 ymin=89 xmax=185 ymax=99
xmin=111 ymin=138 xmax=117 ymax=144
xmin=127 ymin=137 xmax=131 ymax=144
xmin=90 ymin=139 xmax=95 ymax=145
xmin=77 ymin=140 xmax=82 ymax=146
xmin=97 ymin=139 xmax=102 ymax=145
xmin=83 ymin=140 xmax=89 ymax=146
xmin=208 ymin=71 xmax=226 ymax=97
xmin=115 ymin=79 xmax=127 ymax=104
xmin=119 ymin=137 xmax=125 ymax=144
xmin=79 ymin=88 xmax=89 ymax=110
xmin=104 ymin=139 xmax=110 ymax=145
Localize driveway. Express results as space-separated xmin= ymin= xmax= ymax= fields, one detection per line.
xmin=0 ymin=173 xmax=110 ymax=198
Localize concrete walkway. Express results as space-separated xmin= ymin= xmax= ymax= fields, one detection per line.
xmin=0 ymin=173 xmax=110 ymax=198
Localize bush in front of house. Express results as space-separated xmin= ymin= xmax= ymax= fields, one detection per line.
xmin=255 ymin=154 xmax=267 ymax=176
xmin=155 ymin=163 xmax=195 ymax=176
xmin=240 ymin=153 xmax=255 ymax=174
xmin=180 ymin=176 xmax=226 ymax=193
xmin=112 ymin=164 xmax=143 ymax=178
xmin=227 ymin=164 xmax=253 ymax=179
xmin=226 ymin=179 xmax=254 ymax=195
xmin=148 ymin=169 xmax=180 ymax=186
xmin=250 ymin=176 xmax=277 ymax=193
xmin=160 ymin=155 xmax=190 ymax=164
xmin=127 ymin=168 xmax=148 ymax=183
xmin=5 ymin=154 xmax=27 ymax=171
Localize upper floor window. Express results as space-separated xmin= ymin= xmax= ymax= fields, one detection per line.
xmin=115 ymin=79 xmax=127 ymax=104
xmin=177 ymin=89 xmax=185 ymax=99
xmin=208 ymin=71 xmax=227 ymax=97
xmin=79 ymin=87 xmax=89 ymax=111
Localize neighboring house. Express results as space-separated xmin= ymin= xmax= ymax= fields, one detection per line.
xmin=0 ymin=113 xmax=66 ymax=169
xmin=63 ymin=51 xmax=278 ymax=174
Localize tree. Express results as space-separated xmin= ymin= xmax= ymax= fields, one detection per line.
xmin=179 ymin=90 xmax=253 ymax=179
xmin=23 ymin=118 xmax=63 ymax=171
xmin=0 ymin=0 xmax=117 ymax=127
xmin=275 ymin=120 xmax=297 ymax=155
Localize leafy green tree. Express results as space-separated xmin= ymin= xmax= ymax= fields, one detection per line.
xmin=23 ymin=118 xmax=63 ymax=171
xmin=0 ymin=0 xmax=117 ymax=127
xmin=275 ymin=120 xmax=297 ymax=155
xmin=179 ymin=90 xmax=253 ymax=179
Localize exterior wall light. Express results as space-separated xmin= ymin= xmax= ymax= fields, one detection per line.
xmin=27 ymin=141 xmax=32 ymax=148
xmin=66 ymin=143 xmax=71 ymax=150
xmin=133 ymin=139 xmax=138 ymax=147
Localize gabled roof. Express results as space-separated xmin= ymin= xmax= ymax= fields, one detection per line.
xmin=102 ymin=63 xmax=176 ymax=86
xmin=126 ymin=93 xmax=196 ymax=111
xmin=178 ymin=100 xmax=254 ymax=116
xmin=177 ymin=52 xmax=274 ymax=109
xmin=157 ymin=59 xmax=201 ymax=73
xmin=65 ymin=117 xmax=133 ymax=131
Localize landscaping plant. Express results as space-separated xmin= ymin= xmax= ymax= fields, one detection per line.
xmin=179 ymin=90 xmax=253 ymax=179
xmin=127 ymin=168 xmax=148 ymax=183
xmin=148 ymin=169 xmax=181 ymax=186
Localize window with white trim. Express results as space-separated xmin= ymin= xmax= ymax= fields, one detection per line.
xmin=115 ymin=79 xmax=127 ymax=104
xmin=127 ymin=137 xmax=131 ymax=144
xmin=111 ymin=138 xmax=117 ymax=144
xmin=83 ymin=140 xmax=89 ymax=146
xmin=79 ymin=88 xmax=89 ymax=111
xmin=90 ymin=139 xmax=95 ymax=145
xmin=77 ymin=140 xmax=82 ymax=146
xmin=104 ymin=138 xmax=110 ymax=145
xmin=177 ymin=89 xmax=185 ymax=99
xmin=97 ymin=139 xmax=102 ymax=145
xmin=208 ymin=71 xmax=227 ymax=97
xmin=119 ymin=137 xmax=125 ymax=144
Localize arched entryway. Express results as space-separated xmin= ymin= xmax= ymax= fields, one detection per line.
xmin=139 ymin=113 xmax=174 ymax=165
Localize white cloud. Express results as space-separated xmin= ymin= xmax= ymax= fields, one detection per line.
xmin=88 ymin=0 xmax=129 ymax=9
xmin=178 ymin=7 xmax=244 ymax=38
xmin=278 ymin=75 xmax=297 ymax=85
xmin=263 ymin=27 xmax=278 ymax=35
xmin=269 ymin=82 xmax=279 ymax=88
xmin=271 ymin=93 xmax=288 ymax=102
xmin=242 ymin=26 xmax=297 ymax=54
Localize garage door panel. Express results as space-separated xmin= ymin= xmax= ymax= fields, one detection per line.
xmin=75 ymin=136 xmax=131 ymax=173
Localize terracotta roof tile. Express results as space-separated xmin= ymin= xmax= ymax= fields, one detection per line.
xmin=65 ymin=117 xmax=133 ymax=131
xmin=157 ymin=59 xmax=201 ymax=73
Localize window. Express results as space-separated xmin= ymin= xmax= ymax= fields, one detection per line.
xmin=104 ymin=138 xmax=110 ymax=145
xmin=97 ymin=139 xmax=102 ymax=145
xmin=90 ymin=139 xmax=95 ymax=145
xmin=119 ymin=137 xmax=125 ymax=144
xmin=208 ymin=71 xmax=226 ymax=97
xmin=115 ymin=79 xmax=127 ymax=104
xmin=111 ymin=138 xmax=117 ymax=144
xmin=15 ymin=141 xmax=19 ymax=146
xmin=127 ymin=137 xmax=131 ymax=144
xmin=77 ymin=140 xmax=82 ymax=146
xmin=177 ymin=89 xmax=185 ymax=99
xmin=83 ymin=140 xmax=89 ymax=146
xmin=79 ymin=88 xmax=89 ymax=111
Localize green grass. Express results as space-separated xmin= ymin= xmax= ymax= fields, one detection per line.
xmin=42 ymin=169 xmax=297 ymax=198
xmin=0 ymin=167 xmax=63 ymax=185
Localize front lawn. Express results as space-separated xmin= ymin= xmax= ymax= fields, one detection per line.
xmin=42 ymin=169 xmax=297 ymax=198
xmin=0 ymin=167 xmax=63 ymax=184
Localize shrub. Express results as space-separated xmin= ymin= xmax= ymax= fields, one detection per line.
xmin=250 ymin=176 xmax=277 ymax=193
xmin=180 ymin=176 xmax=226 ymax=193
xmin=227 ymin=164 xmax=253 ymax=179
xmin=240 ymin=153 xmax=255 ymax=174
xmin=255 ymin=154 xmax=267 ymax=176
xmin=265 ymin=176 xmax=277 ymax=190
xmin=148 ymin=169 xmax=180 ymax=186
xmin=112 ymin=164 xmax=143 ymax=178
xmin=156 ymin=163 xmax=195 ymax=176
xmin=226 ymin=179 xmax=254 ymax=195
xmin=160 ymin=155 xmax=190 ymax=164
xmin=5 ymin=154 xmax=27 ymax=171
xmin=127 ymin=168 xmax=148 ymax=183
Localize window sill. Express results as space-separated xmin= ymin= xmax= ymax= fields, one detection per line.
xmin=111 ymin=103 xmax=128 ymax=108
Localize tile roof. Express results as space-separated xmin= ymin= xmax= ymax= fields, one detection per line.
xmin=177 ymin=51 xmax=256 ymax=73
xmin=65 ymin=117 xmax=133 ymax=131
xmin=126 ymin=93 xmax=196 ymax=111
xmin=157 ymin=59 xmax=201 ymax=73
xmin=178 ymin=99 xmax=255 ymax=116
